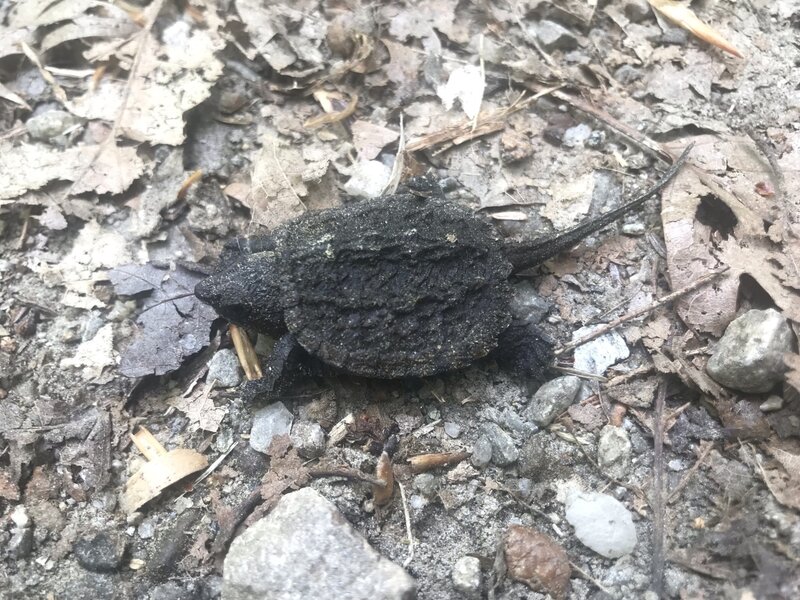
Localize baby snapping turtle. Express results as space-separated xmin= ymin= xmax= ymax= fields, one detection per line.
xmin=196 ymin=149 xmax=689 ymax=398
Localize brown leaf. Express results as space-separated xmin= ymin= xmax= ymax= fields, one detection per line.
xmin=760 ymin=442 xmax=800 ymax=510
xmin=649 ymin=0 xmax=743 ymax=58
xmin=504 ymin=525 xmax=571 ymax=600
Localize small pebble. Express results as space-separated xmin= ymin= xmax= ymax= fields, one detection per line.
xmin=527 ymin=376 xmax=582 ymax=427
xmin=471 ymin=435 xmax=493 ymax=469
xmin=565 ymin=491 xmax=637 ymax=558
xmin=290 ymin=421 xmax=326 ymax=458
xmin=250 ymin=402 xmax=293 ymax=453
xmin=206 ymin=349 xmax=242 ymax=388
xmin=343 ymin=161 xmax=392 ymax=199
xmin=534 ymin=20 xmax=578 ymax=52
xmin=706 ymin=309 xmax=793 ymax=393
xmin=444 ymin=421 xmax=461 ymax=438
xmin=760 ymin=395 xmax=784 ymax=412
xmin=482 ymin=423 xmax=518 ymax=466
xmin=413 ymin=473 xmax=438 ymax=498
xmin=26 ymin=110 xmax=81 ymax=142
xmin=73 ymin=531 xmax=128 ymax=573
xmin=597 ymin=425 xmax=632 ymax=479
xmin=452 ymin=556 xmax=482 ymax=599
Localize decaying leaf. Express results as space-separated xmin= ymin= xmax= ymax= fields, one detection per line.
xmin=437 ymin=64 xmax=485 ymax=120
xmin=243 ymin=135 xmax=308 ymax=229
xmin=109 ymin=263 xmax=217 ymax=377
xmin=121 ymin=427 xmax=209 ymax=514
xmin=70 ymin=25 xmax=224 ymax=145
xmin=170 ymin=385 xmax=226 ymax=433
xmin=662 ymin=138 xmax=800 ymax=335
xmin=0 ymin=142 xmax=144 ymax=200
xmin=759 ymin=443 xmax=800 ymax=510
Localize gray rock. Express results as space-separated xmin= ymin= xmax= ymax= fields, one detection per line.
xmin=706 ymin=309 xmax=793 ymax=393
xmin=444 ymin=421 xmax=461 ymax=438
xmin=614 ymin=64 xmax=643 ymax=85
xmin=573 ymin=327 xmax=630 ymax=376
xmin=527 ymin=376 xmax=582 ymax=427
xmin=223 ymin=488 xmax=416 ymax=600
xmin=597 ymin=425 xmax=632 ymax=479
xmin=343 ymin=160 xmax=392 ymax=199
xmin=563 ymin=123 xmax=592 ymax=147
xmin=26 ymin=110 xmax=81 ymax=142
xmin=207 ymin=349 xmax=242 ymax=388
xmin=452 ymin=556 xmax=482 ymax=598
xmin=413 ymin=473 xmax=438 ymax=498
xmin=73 ymin=530 xmax=128 ymax=573
xmin=471 ymin=435 xmax=492 ymax=469
xmin=482 ymin=423 xmax=518 ymax=466
xmin=250 ymin=402 xmax=293 ymax=453
xmin=535 ymin=20 xmax=578 ymax=52
xmin=565 ymin=491 xmax=637 ymax=558
xmin=624 ymin=0 xmax=651 ymax=22
xmin=760 ymin=395 xmax=784 ymax=412
xmin=137 ymin=518 xmax=156 ymax=540
xmin=8 ymin=527 xmax=33 ymax=558
xmin=289 ymin=421 xmax=326 ymax=458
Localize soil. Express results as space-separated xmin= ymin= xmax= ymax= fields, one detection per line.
xmin=1 ymin=1 xmax=799 ymax=599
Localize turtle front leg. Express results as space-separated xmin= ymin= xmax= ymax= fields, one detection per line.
xmin=241 ymin=334 xmax=309 ymax=403
xmin=493 ymin=322 xmax=556 ymax=392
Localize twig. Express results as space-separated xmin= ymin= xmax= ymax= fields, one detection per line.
xmin=307 ymin=467 xmax=386 ymax=488
xmin=650 ymin=380 xmax=667 ymax=597
xmin=397 ymin=481 xmax=415 ymax=568
xmin=555 ymin=268 xmax=729 ymax=356
xmin=667 ymin=440 xmax=714 ymax=504
xmin=571 ymin=562 xmax=613 ymax=595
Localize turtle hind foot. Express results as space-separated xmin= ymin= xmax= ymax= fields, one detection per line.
xmin=494 ymin=322 xmax=556 ymax=390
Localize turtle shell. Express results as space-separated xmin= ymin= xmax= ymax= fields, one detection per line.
xmin=272 ymin=193 xmax=514 ymax=378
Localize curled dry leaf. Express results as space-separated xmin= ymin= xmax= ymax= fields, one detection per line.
xmin=121 ymin=427 xmax=208 ymax=514
xmin=409 ymin=451 xmax=470 ymax=474
xmin=372 ymin=451 xmax=395 ymax=507
xmin=648 ymin=0 xmax=743 ymax=58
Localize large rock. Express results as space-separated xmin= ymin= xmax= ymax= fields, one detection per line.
xmin=223 ymin=488 xmax=416 ymax=600
xmin=706 ymin=309 xmax=793 ymax=393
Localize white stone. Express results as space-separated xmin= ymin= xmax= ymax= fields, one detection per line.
xmin=565 ymin=491 xmax=637 ymax=558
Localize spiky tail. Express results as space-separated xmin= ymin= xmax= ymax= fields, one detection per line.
xmin=504 ymin=144 xmax=693 ymax=272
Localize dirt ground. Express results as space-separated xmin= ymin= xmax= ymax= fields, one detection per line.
xmin=1 ymin=1 xmax=799 ymax=599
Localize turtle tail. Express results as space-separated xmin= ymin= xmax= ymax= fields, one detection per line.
xmin=505 ymin=144 xmax=693 ymax=273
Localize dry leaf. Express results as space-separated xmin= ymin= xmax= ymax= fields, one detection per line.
xmin=0 ymin=142 xmax=144 ymax=200
xmin=70 ymin=26 xmax=224 ymax=145
xmin=351 ymin=120 xmax=399 ymax=160
xmin=121 ymin=428 xmax=209 ymax=514
xmin=760 ymin=443 xmax=800 ymax=510
xmin=437 ymin=64 xmax=485 ymax=120
xmin=649 ymin=0 xmax=743 ymax=58
xmin=244 ymin=135 xmax=308 ymax=229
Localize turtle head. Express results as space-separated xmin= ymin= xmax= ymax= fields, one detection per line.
xmin=194 ymin=252 xmax=286 ymax=337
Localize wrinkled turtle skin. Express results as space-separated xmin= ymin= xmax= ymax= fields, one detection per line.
xmin=195 ymin=149 xmax=690 ymax=398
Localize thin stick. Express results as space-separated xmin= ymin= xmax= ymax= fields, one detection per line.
xmin=555 ymin=268 xmax=728 ymax=356
xmin=650 ymin=380 xmax=667 ymax=597
xmin=229 ymin=324 xmax=263 ymax=380
xmin=397 ymin=481 xmax=415 ymax=568
xmin=667 ymin=440 xmax=714 ymax=504
xmin=571 ymin=562 xmax=613 ymax=595
xmin=307 ymin=467 xmax=386 ymax=488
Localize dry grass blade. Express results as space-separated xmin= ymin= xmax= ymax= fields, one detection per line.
xmin=649 ymin=0 xmax=743 ymax=58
